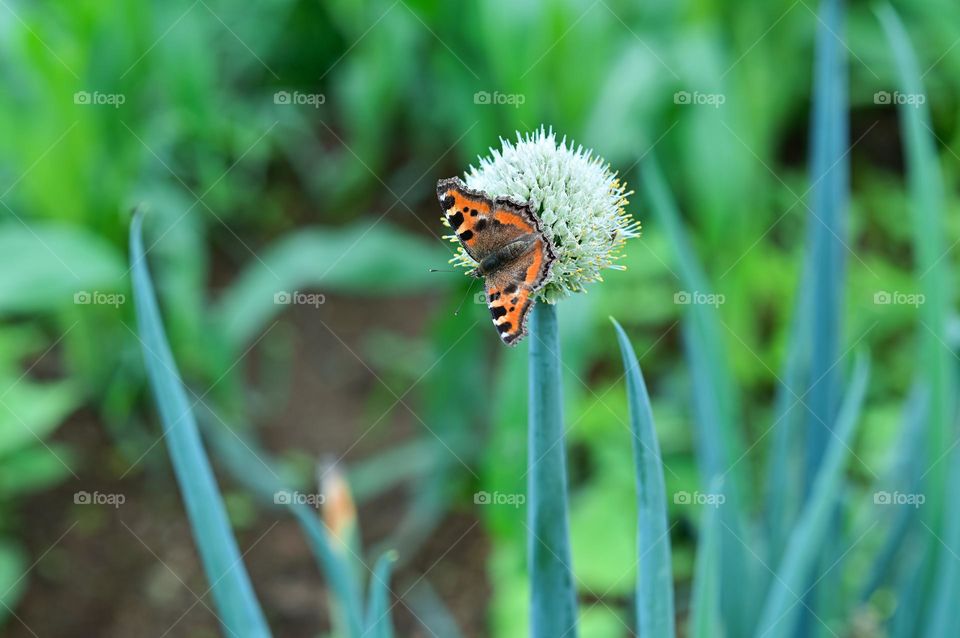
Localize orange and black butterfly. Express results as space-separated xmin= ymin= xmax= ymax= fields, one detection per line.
xmin=437 ymin=177 xmax=557 ymax=346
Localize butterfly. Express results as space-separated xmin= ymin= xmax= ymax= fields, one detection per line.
xmin=436 ymin=177 xmax=556 ymax=346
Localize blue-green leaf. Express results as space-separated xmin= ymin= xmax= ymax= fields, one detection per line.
xmin=876 ymin=6 xmax=956 ymax=634
xmin=642 ymin=157 xmax=753 ymax=636
xmin=764 ymin=272 xmax=811 ymax=564
xmin=364 ymin=551 xmax=398 ymax=638
xmin=403 ymin=580 xmax=466 ymax=638
xmin=858 ymin=386 xmax=926 ymax=601
xmin=755 ymin=353 xmax=870 ymax=638
xmin=802 ymin=0 xmax=848 ymax=492
xmin=691 ymin=478 xmax=723 ymax=638
xmin=198 ymin=409 xmax=364 ymax=637
xmin=130 ymin=212 xmax=271 ymax=638
xmin=611 ymin=318 xmax=675 ymax=638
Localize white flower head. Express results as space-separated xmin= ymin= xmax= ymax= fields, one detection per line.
xmin=453 ymin=126 xmax=638 ymax=303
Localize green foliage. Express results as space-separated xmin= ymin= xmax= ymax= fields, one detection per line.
xmin=133 ymin=213 xmax=406 ymax=638
xmin=644 ymin=156 xmax=756 ymax=637
xmin=0 ymin=224 xmax=125 ymax=314
xmin=876 ymin=5 xmax=957 ymax=633
xmin=2 ymin=0 xmax=960 ymax=635
xmin=0 ymin=540 xmax=27 ymax=624
xmin=803 ymin=0 xmax=849 ymax=493
xmin=689 ymin=478 xmax=722 ymax=638
xmin=215 ymin=222 xmax=454 ymax=349
xmin=131 ymin=212 xmax=272 ymax=638
xmin=200 ymin=414 xmax=366 ymax=638
xmin=365 ymin=552 xmax=399 ymax=638
xmin=612 ymin=319 xmax=675 ymax=638
xmin=756 ymin=354 xmax=870 ymax=637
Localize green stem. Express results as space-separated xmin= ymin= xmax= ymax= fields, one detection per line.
xmin=527 ymin=303 xmax=578 ymax=637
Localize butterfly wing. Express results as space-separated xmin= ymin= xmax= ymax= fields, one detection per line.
xmin=437 ymin=177 xmax=542 ymax=261
xmin=482 ymin=235 xmax=553 ymax=345
xmin=437 ymin=177 xmax=556 ymax=346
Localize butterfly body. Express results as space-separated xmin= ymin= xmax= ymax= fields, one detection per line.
xmin=437 ymin=177 xmax=556 ymax=346
xmin=472 ymin=234 xmax=539 ymax=277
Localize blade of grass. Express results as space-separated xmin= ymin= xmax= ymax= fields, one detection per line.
xmin=755 ymin=352 xmax=870 ymax=638
xmin=888 ymin=533 xmax=931 ymax=638
xmin=924 ymin=451 xmax=960 ymax=636
xmin=858 ymin=385 xmax=926 ymax=601
xmin=690 ymin=478 xmax=723 ymax=638
xmin=764 ymin=267 xmax=811 ymax=564
xmin=640 ymin=160 xmax=744 ymax=484
xmin=198 ymin=410 xmax=365 ymax=637
xmin=403 ymin=580 xmax=466 ymax=638
xmin=364 ymin=551 xmax=398 ymax=638
xmin=611 ymin=318 xmax=675 ymax=638
xmin=642 ymin=157 xmax=753 ymax=636
xmin=527 ymin=303 xmax=578 ymax=638
xmin=290 ymin=506 xmax=365 ymax=637
xmin=130 ymin=212 xmax=272 ymax=638
xmin=802 ymin=0 xmax=848 ymax=493
xmin=875 ymin=4 xmax=952 ymax=473
xmin=794 ymin=1 xmax=850 ymax=631
xmin=876 ymin=6 xmax=956 ymax=633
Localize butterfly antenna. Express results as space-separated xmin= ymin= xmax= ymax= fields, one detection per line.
xmin=454 ymin=278 xmax=480 ymax=316
xmin=428 ymin=268 xmax=459 ymax=273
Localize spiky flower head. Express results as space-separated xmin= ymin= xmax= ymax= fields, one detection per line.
xmin=451 ymin=126 xmax=638 ymax=303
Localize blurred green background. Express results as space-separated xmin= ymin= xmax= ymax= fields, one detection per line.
xmin=1 ymin=0 xmax=958 ymax=636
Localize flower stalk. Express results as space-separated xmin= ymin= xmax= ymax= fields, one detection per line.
xmin=527 ymin=303 xmax=578 ymax=637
